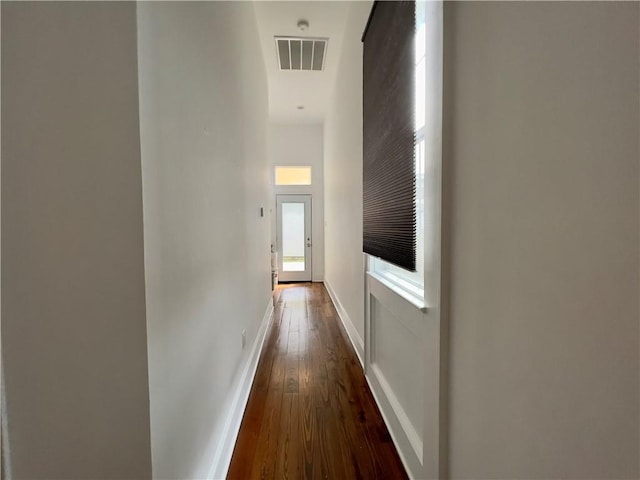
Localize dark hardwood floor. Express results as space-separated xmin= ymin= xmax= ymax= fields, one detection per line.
xmin=228 ymin=283 xmax=408 ymax=480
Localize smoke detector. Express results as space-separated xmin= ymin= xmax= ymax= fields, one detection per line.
xmin=297 ymin=19 xmax=309 ymax=32
xmin=275 ymin=36 xmax=328 ymax=71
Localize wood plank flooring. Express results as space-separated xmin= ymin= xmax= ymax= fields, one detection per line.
xmin=228 ymin=283 xmax=408 ymax=480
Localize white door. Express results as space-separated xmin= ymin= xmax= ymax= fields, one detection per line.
xmin=276 ymin=194 xmax=312 ymax=282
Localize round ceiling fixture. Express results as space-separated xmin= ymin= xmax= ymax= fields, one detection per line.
xmin=297 ymin=19 xmax=309 ymax=32
xmin=297 ymin=106 xmax=305 ymax=110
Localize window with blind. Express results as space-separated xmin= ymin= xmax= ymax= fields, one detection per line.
xmin=362 ymin=1 xmax=417 ymax=272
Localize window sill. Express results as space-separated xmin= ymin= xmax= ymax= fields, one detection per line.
xmin=366 ymin=271 xmax=428 ymax=313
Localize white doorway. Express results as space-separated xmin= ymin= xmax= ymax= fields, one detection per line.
xmin=276 ymin=194 xmax=312 ymax=282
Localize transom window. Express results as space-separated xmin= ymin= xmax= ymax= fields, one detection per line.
xmin=274 ymin=166 xmax=312 ymax=186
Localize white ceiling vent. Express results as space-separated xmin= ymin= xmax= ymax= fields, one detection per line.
xmin=275 ymin=37 xmax=328 ymax=71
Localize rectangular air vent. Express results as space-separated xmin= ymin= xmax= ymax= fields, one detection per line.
xmin=275 ymin=37 xmax=328 ymax=71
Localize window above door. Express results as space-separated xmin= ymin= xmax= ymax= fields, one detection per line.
xmin=274 ymin=166 xmax=312 ymax=186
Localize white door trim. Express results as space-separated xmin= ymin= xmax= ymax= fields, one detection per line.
xmin=276 ymin=194 xmax=312 ymax=282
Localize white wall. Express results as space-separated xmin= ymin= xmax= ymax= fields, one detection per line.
xmin=323 ymin=2 xmax=371 ymax=359
xmin=1 ymin=4 xmax=4 ymax=477
xmin=1 ymin=2 xmax=152 ymax=478
xmin=363 ymin=3 xmax=446 ymax=478
xmin=326 ymin=2 xmax=639 ymax=479
xmin=137 ymin=2 xmax=272 ymax=478
xmin=269 ymin=124 xmax=324 ymax=281
xmin=444 ymin=2 xmax=640 ymax=478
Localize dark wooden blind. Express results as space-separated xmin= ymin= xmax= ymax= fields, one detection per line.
xmin=362 ymin=1 xmax=416 ymax=271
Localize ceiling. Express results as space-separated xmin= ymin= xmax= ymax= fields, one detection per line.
xmin=253 ymin=1 xmax=351 ymax=124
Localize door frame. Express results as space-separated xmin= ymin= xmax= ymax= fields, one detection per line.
xmin=276 ymin=194 xmax=312 ymax=282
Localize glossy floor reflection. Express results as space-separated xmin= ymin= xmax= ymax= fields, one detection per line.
xmin=228 ymin=283 xmax=408 ymax=480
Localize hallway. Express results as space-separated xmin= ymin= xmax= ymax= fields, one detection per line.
xmin=228 ymin=283 xmax=408 ymax=479
xmin=3 ymin=2 xmax=639 ymax=478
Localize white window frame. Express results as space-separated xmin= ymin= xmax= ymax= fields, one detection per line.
xmin=370 ymin=128 xmax=426 ymax=304
xmin=369 ymin=2 xmax=428 ymax=307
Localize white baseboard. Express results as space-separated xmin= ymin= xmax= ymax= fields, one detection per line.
xmin=323 ymin=280 xmax=364 ymax=367
xmin=207 ymin=298 xmax=274 ymax=480
xmin=365 ymin=371 xmax=420 ymax=480
xmin=323 ymin=280 xmax=416 ymax=477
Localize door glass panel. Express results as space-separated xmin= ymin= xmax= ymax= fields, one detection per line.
xmin=282 ymin=202 xmax=305 ymax=271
